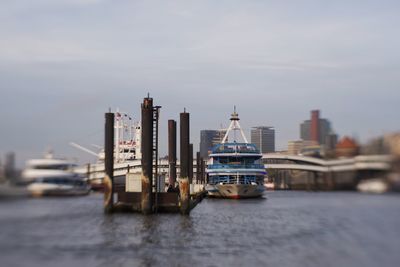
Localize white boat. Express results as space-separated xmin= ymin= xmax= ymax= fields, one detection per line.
xmin=357 ymin=178 xmax=389 ymax=194
xmin=264 ymin=182 xmax=275 ymax=190
xmin=71 ymin=110 xmax=143 ymax=187
xmin=21 ymin=152 xmax=90 ymax=197
xmin=205 ymin=108 xmax=266 ymax=198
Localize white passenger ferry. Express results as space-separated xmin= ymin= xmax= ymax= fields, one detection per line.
xmin=205 ymin=109 xmax=266 ymax=198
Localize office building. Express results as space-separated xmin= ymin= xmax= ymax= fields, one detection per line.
xmin=300 ymin=110 xmax=333 ymax=146
xmin=300 ymin=120 xmax=311 ymax=141
xmin=200 ymin=130 xmax=226 ymax=158
xmin=311 ymin=110 xmax=319 ymax=142
xmin=325 ymin=133 xmax=338 ymax=151
xmin=288 ymin=140 xmax=303 ymax=155
xmin=251 ymin=126 xmax=275 ymax=153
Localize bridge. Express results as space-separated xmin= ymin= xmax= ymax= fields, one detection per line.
xmin=262 ymin=154 xmax=392 ymax=172
xmin=78 ymin=154 xmax=392 ymax=179
xmin=262 ymin=153 xmax=393 ymax=190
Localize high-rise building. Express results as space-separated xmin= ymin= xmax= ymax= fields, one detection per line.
xmin=325 ymin=133 xmax=338 ymax=151
xmin=300 ymin=120 xmax=311 ymax=141
xmin=311 ymin=110 xmax=320 ymax=143
xmin=251 ymin=126 xmax=275 ymax=153
xmin=4 ymin=152 xmax=15 ymax=180
xmin=199 ymin=130 xmax=226 ymax=158
xmin=300 ymin=110 xmax=333 ymax=146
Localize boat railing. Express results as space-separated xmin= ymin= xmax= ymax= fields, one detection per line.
xmin=208 ymin=163 xmax=265 ymax=170
xmin=209 ymin=176 xmax=260 ymax=185
xmin=214 ymin=149 xmax=260 ymax=153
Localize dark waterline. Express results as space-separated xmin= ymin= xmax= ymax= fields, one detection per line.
xmin=0 ymin=192 xmax=399 ymax=267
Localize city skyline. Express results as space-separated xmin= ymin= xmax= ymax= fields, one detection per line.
xmin=1 ymin=1 xmax=399 ymax=166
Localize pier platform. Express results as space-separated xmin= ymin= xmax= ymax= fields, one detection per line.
xmin=111 ymin=182 xmax=207 ymax=214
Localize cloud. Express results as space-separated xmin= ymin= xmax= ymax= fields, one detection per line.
xmin=3 ymin=0 xmax=103 ymax=10
xmin=0 ymin=37 xmax=107 ymax=63
xmin=0 ymin=0 xmax=399 ymax=166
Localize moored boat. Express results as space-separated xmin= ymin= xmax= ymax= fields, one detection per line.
xmin=21 ymin=152 xmax=90 ymax=197
xmin=206 ymin=108 xmax=266 ymax=198
xmin=72 ymin=110 xmax=143 ymax=189
xmin=356 ymin=178 xmax=389 ymax=194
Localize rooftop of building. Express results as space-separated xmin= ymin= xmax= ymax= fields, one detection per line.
xmin=252 ymin=126 xmax=275 ymax=129
xmin=336 ymin=136 xmax=359 ymax=149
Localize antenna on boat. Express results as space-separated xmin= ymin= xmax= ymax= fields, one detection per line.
xmin=69 ymin=142 xmax=99 ymax=157
xmin=221 ymin=106 xmax=249 ymax=144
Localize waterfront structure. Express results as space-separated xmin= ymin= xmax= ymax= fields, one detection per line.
xmin=199 ymin=129 xmax=226 ymax=158
xmin=325 ymin=133 xmax=338 ymax=151
xmin=287 ymin=140 xmax=322 ymax=157
xmin=336 ymin=136 xmax=359 ymax=158
xmin=206 ymin=109 xmax=266 ymax=198
xmin=251 ymin=126 xmax=275 ymax=153
xmin=288 ymin=140 xmax=303 ymax=155
xmin=262 ymin=153 xmax=391 ymax=190
xmin=311 ymin=110 xmax=320 ymax=142
xmin=300 ymin=110 xmax=333 ymax=146
xmin=300 ymin=120 xmax=311 ymax=141
xmin=102 ymin=96 xmax=206 ymax=215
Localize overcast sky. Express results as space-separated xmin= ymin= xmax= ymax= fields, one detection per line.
xmin=1 ymin=0 xmax=399 ymax=167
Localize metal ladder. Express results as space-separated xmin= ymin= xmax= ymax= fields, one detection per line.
xmin=152 ymin=107 xmax=160 ymax=211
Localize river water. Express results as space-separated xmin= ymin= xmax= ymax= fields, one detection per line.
xmin=0 ymin=191 xmax=399 ymax=267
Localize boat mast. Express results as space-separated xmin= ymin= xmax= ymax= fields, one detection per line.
xmin=221 ymin=106 xmax=249 ymax=144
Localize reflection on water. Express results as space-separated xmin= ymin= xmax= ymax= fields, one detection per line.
xmin=0 ymin=192 xmax=400 ymax=267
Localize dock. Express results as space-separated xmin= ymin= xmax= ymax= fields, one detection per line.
xmin=103 ymin=95 xmax=207 ymax=215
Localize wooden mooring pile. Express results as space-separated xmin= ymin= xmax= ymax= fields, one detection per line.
xmin=103 ymin=95 xmax=207 ymax=215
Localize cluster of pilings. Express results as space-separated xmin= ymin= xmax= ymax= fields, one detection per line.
xmin=196 ymin=151 xmax=207 ymax=184
xmin=103 ymin=96 xmax=207 ymax=215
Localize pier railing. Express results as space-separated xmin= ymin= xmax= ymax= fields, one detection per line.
xmin=207 ymin=163 xmax=265 ymax=170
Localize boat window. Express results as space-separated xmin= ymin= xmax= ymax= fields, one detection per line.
xmin=219 ymin=158 xmax=228 ymax=164
xmin=33 ymin=165 xmax=70 ymax=170
xmin=212 ymin=143 xmax=260 ymax=154
xmin=42 ymin=177 xmax=84 ymax=186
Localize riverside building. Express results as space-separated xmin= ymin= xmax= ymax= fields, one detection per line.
xmin=251 ymin=126 xmax=275 ymax=153
xmin=199 ymin=130 xmax=226 ymax=158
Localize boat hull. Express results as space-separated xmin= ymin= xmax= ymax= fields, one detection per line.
xmin=356 ymin=178 xmax=388 ymax=194
xmin=27 ymin=183 xmax=90 ymax=197
xmin=206 ymin=184 xmax=265 ymax=199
